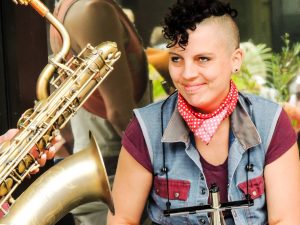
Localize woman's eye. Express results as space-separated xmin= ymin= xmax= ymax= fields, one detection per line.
xmin=170 ymin=56 xmax=181 ymax=63
xmin=198 ymin=57 xmax=209 ymax=63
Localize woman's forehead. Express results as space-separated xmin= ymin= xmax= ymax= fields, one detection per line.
xmin=171 ymin=19 xmax=237 ymax=54
xmin=170 ymin=28 xmax=229 ymax=55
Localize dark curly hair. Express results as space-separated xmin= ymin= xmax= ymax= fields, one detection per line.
xmin=163 ymin=0 xmax=238 ymax=48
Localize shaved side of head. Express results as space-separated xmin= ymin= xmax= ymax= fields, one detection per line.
xmin=200 ymin=15 xmax=240 ymax=53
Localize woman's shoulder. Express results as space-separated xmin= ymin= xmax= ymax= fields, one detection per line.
xmin=135 ymin=93 xmax=178 ymax=112
xmin=239 ymin=92 xmax=281 ymax=108
xmin=133 ymin=94 xmax=178 ymax=126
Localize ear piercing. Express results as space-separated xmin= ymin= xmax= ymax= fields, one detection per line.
xmin=232 ymin=68 xmax=239 ymax=73
xmin=233 ymin=68 xmax=239 ymax=73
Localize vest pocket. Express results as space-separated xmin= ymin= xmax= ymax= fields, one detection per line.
xmin=237 ymin=175 xmax=264 ymax=199
xmin=154 ymin=177 xmax=191 ymax=201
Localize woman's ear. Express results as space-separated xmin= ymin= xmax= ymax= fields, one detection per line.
xmin=231 ymin=47 xmax=244 ymax=73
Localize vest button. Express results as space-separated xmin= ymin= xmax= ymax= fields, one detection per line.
xmin=174 ymin=192 xmax=180 ymax=198
xmin=232 ymin=210 xmax=237 ymax=217
xmin=199 ymin=218 xmax=206 ymax=224
xmin=200 ymin=174 xmax=204 ymax=180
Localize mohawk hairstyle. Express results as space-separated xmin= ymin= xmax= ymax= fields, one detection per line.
xmin=162 ymin=0 xmax=238 ymax=48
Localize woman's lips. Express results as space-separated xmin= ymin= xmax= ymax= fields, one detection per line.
xmin=184 ymin=83 xmax=205 ymax=93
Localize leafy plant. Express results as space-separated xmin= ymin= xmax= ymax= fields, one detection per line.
xmin=265 ymin=33 xmax=300 ymax=103
xmin=232 ymin=42 xmax=273 ymax=96
xmin=148 ymin=64 xmax=168 ymax=101
xmin=233 ymin=34 xmax=300 ymax=103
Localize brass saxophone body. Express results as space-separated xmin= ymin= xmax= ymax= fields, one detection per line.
xmin=0 ymin=134 xmax=114 ymax=225
xmin=0 ymin=0 xmax=120 ymax=219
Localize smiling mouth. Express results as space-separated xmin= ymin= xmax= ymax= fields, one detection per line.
xmin=184 ymin=83 xmax=205 ymax=93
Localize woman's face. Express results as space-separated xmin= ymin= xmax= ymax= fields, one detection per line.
xmin=168 ymin=19 xmax=243 ymax=113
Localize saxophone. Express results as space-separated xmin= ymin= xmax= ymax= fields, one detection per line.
xmin=0 ymin=0 xmax=121 ymax=223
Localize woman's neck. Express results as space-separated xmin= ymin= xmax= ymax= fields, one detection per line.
xmin=195 ymin=118 xmax=230 ymax=166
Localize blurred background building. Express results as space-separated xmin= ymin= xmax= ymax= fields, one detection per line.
xmin=1 ymin=0 xmax=300 ymax=133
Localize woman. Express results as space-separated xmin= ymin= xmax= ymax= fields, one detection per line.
xmin=107 ymin=0 xmax=300 ymax=224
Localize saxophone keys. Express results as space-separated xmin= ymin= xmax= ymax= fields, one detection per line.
xmin=9 ymin=196 xmax=15 ymax=205
xmin=24 ymin=155 xmax=35 ymax=168
xmin=28 ymin=163 xmax=40 ymax=174
xmin=0 ymin=178 xmax=13 ymax=196
xmin=17 ymin=154 xmax=35 ymax=174
xmin=36 ymin=133 xmax=53 ymax=150
xmin=17 ymin=108 xmax=34 ymax=129
xmin=56 ymin=116 xmax=65 ymax=127
xmin=37 ymin=138 xmax=47 ymax=151
xmin=52 ymin=129 xmax=61 ymax=138
xmin=17 ymin=161 xmax=26 ymax=174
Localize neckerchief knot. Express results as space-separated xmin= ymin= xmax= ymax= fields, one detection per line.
xmin=178 ymin=80 xmax=238 ymax=144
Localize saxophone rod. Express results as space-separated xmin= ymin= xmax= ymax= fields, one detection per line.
xmin=13 ymin=0 xmax=71 ymax=100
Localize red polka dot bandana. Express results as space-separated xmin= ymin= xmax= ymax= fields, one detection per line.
xmin=178 ymin=80 xmax=238 ymax=144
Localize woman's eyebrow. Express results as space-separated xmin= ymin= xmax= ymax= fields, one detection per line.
xmin=168 ymin=51 xmax=181 ymax=56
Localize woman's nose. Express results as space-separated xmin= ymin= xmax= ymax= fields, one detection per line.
xmin=181 ymin=62 xmax=198 ymax=80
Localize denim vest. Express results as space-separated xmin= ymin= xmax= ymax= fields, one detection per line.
xmin=134 ymin=92 xmax=281 ymax=225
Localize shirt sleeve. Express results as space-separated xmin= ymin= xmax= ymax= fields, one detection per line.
xmin=265 ymin=109 xmax=297 ymax=165
xmin=121 ymin=116 xmax=153 ymax=173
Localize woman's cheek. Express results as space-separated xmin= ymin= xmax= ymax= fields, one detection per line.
xmin=169 ymin=67 xmax=181 ymax=82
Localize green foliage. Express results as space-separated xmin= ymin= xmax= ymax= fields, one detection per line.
xmin=232 ymin=42 xmax=273 ymax=95
xmin=265 ymin=33 xmax=300 ymax=102
xmin=232 ymin=66 xmax=260 ymax=95
xmin=152 ymin=78 xmax=168 ymax=101
xmin=233 ymin=34 xmax=300 ymax=103
xmin=148 ymin=64 xmax=168 ymax=101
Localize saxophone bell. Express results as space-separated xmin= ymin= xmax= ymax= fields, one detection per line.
xmin=0 ymin=133 xmax=114 ymax=225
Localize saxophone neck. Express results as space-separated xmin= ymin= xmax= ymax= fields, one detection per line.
xmin=13 ymin=0 xmax=71 ymax=100
xmin=36 ymin=11 xmax=71 ymax=100
xmin=45 ymin=13 xmax=71 ymax=64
